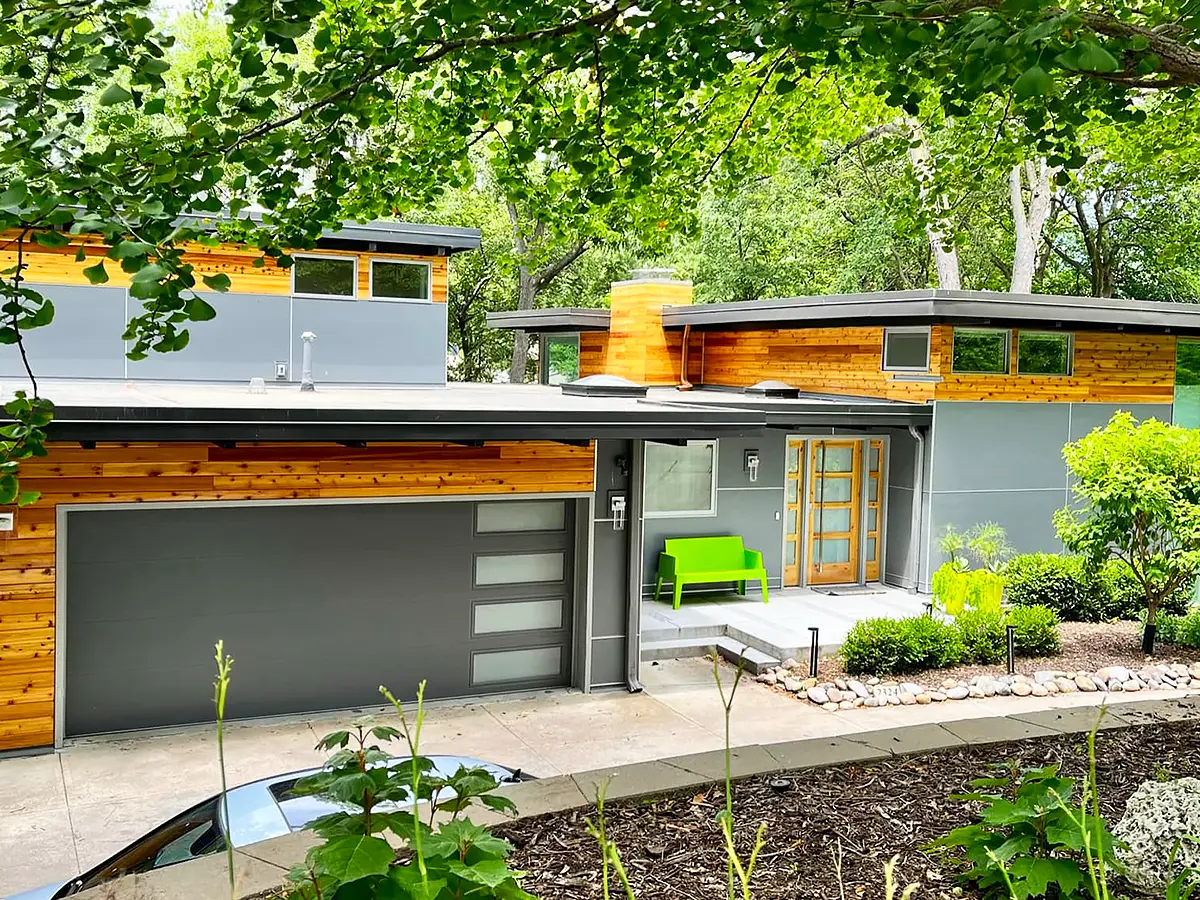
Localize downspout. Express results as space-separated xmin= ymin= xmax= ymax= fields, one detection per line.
xmin=625 ymin=439 xmax=646 ymax=692
xmin=678 ymin=323 xmax=693 ymax=390
xmin=907 ymin=424 xmax=926 ymax=594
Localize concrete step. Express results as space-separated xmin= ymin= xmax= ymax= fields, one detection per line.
xmin=713 ymin=637 xmax=780 ymax=676
xmin=640 ymin=623 xmax=726 ymax=644
xmin=640 ymin=634 xmax=781 ymax=676
xmin=641 ymin=637 xmax=716 ymax=662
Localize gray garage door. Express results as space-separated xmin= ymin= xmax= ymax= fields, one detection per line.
xmin=65 ymin=499 xmax=576 ymax=737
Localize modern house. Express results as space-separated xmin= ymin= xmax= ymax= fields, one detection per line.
xmin=3 ymin=221 xmax=1199 ymax=755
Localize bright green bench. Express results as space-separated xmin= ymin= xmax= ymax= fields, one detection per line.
xmin=653 ymin=536 xmax=769 ymax=610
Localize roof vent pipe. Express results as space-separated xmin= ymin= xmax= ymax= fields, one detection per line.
xmin=300 ymin=331 xmax=316 ymax=392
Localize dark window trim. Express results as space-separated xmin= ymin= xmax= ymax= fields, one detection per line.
xmin=951 ymin=327 xmax=1011 ymax=375
xmin=881 ymin=326 xmax=931 ymax=372
xmin=1016 ymin=330 xmax=1075 ymax=377
xmin=368 ymin=257 xmax=433 ymax=303
xmin=291 ymin=253 xmax=358 ymax=301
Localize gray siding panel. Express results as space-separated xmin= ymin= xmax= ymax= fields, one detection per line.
xmin=65 ymin=500 xmax=574 ymax=736
xmin=292 ymin=299 xmax=446 ymax=384
xmin=589 ymin=637 xmax=626 ymax=688
xmin=590 ymin=439 xmax=630 ymax=686
xmin=127 ymin=292 xmax=292 ymax=382
xmin=0 ymin=283 xmax=126 ymax=379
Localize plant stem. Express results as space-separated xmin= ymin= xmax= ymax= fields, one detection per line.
xmin=213 ymin=641 xmax=235 ymax=900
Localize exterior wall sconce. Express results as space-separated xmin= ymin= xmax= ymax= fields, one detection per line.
xmin=744 ymin=450 xmax=760 ymax=483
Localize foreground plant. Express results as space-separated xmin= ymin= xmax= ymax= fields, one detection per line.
xmin=213 ymin=640 xmax=235 ymax=900
xmin=284 ymin=682 xmax=526 ymax=900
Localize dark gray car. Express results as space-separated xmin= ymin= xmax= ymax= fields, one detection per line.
xmin=6 ymin=755 xmax=530 ymax=900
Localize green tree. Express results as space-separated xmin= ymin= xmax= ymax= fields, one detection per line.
xmin=1054 ymin=412 xmax=1200 ymax=654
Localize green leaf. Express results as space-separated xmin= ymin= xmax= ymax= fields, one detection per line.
xmin=1073 ymin=41 xmax=1121 ymax=73
xmin=131 ymin=263 xmax=166 ymax=283
xmin=446 ymin=859 xmax=518 ymax=889
xmin=1013 ymin=66 xmax=1053 ymax=100
xmin=144 ymin=97 xmax=166 ymax=115
xmin=389 ymin=865 xmax=446 ymax=900
xmin=200 ymin=273 xmax=231 ymax=293
xmin=110 ymin=241 xmax=154 ymax=260
xmin=0 ymin=181 xmax=27 ymax=212
xmin=83 ymin=262 xmax=109 ymax=285
xmin=318 ymin=835 xmax=394 ymax=883
xmin=185 ymin=296 xmax=217 ymax=320
xmin=99 ymin=83 xmax=133 ymax=106
xmin=33 ymin=230 xmax=70 ymax=248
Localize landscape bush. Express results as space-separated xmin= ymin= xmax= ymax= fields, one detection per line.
xmin=1004 ymin=605 xmax=1062 ymax=657
xmin=932 ymin=563 xmax=1005 ymax=616
xmin=841 ymin=615 xmax=965 ymax=676
xmin=1005 ymin=553 xmax=1194 ymax=622
xmin=955 ymin=607 xmax=1006 ymax=664
xmin=1153 ymin=607 xmax=1200 ymax=648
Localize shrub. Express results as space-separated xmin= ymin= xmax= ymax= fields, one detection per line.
xmin=1004 ymin=605 xmax=1061 ymax=657
xmin=956 ymin=607 xmax=1006 ymax=664
xmin=841 ymin=615 xmax=965 ymax=676
xmin=1005 ymin=553 xmax=1108 ymax=622
xmin=899 ymin=615 xmax=966 ymax=670
xmin=1155 ymin=607 xmax=1200 ymax=648
xmin=1101 ymin=559 xmax=1194 ymax=620
xmin=932 ymin=563 xmax=1004 ymax=616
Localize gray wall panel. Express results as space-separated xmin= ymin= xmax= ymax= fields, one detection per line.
xmin=930 ymin=402 xmax=1070 ymax=492
xmin=292 ymin=299 xmax=446 ymax=384
xmin=589 ymin=637 xmax=626 ymax=688
xmin=883 ymin=485 xmax=915 ymax=587
xmin=641 ymin=435 xmax=784 ymax=595
xmin=927 ymin=489 xmax=1065 ymax=556
xmin=65 ymin=500 xmax=574 ymax=736
xmin=127 ymin=293 xmax=291 ymax=382
xmin=0 ymin=283 xmax=126 ymax=379
xmin=1068 ymin=403 xmax=1173 ymax=440
xmin=591 ymin=439 xmax=630 ymax=688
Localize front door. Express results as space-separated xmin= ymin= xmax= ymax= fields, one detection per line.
xmin=806 ymin=439 xmax=862 ymax=585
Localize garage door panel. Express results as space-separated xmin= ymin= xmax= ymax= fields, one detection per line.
xmin=65 ymin=499 xmax=575 ymax=737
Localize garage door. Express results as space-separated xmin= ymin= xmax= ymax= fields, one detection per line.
xmin=64 ymin=499 xmax=576 ymax=737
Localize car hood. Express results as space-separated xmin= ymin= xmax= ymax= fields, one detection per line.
xmin=3 ymin=880 xmax=68 ymax=900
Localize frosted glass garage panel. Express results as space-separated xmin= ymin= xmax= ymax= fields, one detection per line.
xmin=474 ymin=598 xmax=564 ymax=634
xmin=476 ymin=500 xmax=565 ymax=533
xmin=472 ymin=647 xmax=561 ymax=684
xmin=475 ymin=552 xmax=565 ymax=585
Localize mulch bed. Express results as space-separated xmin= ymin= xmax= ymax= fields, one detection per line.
xmin=499 ymin=721 xmax=1200 ymax=900
xmin=810 ymin=621 xmax=1200 ymax=688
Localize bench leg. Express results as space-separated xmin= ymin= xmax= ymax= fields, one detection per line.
xmin=759 ymin=574 xmax=769 ymax=604
xmin=653 ymin=575 xmax=664 ymax=603
xmin=737 ymin=579 xmax=746 ymax=596
xmin=673 ymin=580 xmax=684 ymax=610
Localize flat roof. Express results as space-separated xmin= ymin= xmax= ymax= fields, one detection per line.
xmin=487 ymin=309 xmax=611 ymax=332
xmin=660 ymin=289 xmax=1200 ymax=335
xmin=8 ymin=379 xmax=929 ymax=441
xmin=176 ymin=213 xmax=482 ymax=256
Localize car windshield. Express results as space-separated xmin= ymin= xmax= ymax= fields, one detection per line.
xmin=76 ymin=797 xmax=225 ymax=892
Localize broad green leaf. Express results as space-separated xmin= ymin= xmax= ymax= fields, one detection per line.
xmin=83 ymin=262 xmax=109 ymax=284
xmin=185 ymin=296 xmax=217 ymax=320
xmin=389 ymin=865 xmax=446 ymax=900
xmin=318 ymin=834 xmax=394 ymax=883
xmin=446 ymin=858 xmax=518 ymax=889
xmin=99 ymin=83 xmax=133 ymax=106
xmin=1073 ymin=41 xmax=1121 ymax=73
xmin=110 ymin=241 xmax=154 ymax=260
xmin=0 ymin=181 xmax=27 ymax=212
xmin=33 ymin=230 xmax=70 ymax=248
xmin=1013 ymin=66 xmax=1053 ymax=100
xmin=131 ymin=263 xmax=166 ymax=283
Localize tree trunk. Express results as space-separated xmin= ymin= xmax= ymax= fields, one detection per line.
xmin=506 ymin=265 xmax=537 ymax=384
xmin=905 ymin=119 xmax=961 ymax=290
xmin=1009 ymin=160 xmax=1056 ymax=294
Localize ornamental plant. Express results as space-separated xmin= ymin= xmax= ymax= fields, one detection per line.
xmin=283 ymin=684 xmax=528 ymax=900
xmin=1055 ymin=413 xmax=1200 ymax=654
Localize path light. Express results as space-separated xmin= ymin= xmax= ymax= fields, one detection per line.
xmin=1006 ymin=624 xmax=1017 ymax=676
xmin=808 ymin=626 xmax=819 ymax=678
xmin=769 ymin=778 xmax=792 ymax=793
xmin=923 ymin=600 xmax=934 ymax=617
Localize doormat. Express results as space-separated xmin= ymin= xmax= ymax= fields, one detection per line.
xmin=812 ymin=585 xmax=889 ymax=596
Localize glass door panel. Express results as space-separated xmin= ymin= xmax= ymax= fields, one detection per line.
xmin=807 ymin=440 xmax=862 ymax=585
xmin=783 ymin=438 xmax=804 ymax=587
xmin=865 ymin=439 xmax=885 ymax=582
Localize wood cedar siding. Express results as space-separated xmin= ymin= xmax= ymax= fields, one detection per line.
xmin=696 ymin=324 xmax=1175 ymax=404
xmin=0 ymin=233 xmax=449 ymax=302
xmin=0 ymin=440 xmax=595 ymax=751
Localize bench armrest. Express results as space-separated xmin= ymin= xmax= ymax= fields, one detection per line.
xmin=744 ymin=549 xmax=764 ymax=569
xmin=658 ymin=552 xmax=678 ymax=578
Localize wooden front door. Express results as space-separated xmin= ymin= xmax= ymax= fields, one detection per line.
xmin=806 ymin=439 xmax=862 ymax=585
xmin=783 ymin=439 xmax=804 ymax=587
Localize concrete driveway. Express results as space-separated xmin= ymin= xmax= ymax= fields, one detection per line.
xmin=0 ymin=658 xmax=1164 ymax=896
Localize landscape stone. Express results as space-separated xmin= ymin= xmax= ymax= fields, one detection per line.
xmin=1113 ymin=777 xmax=1200 ymax=892
xmin=1055 ymin=677 xmax=1078 ymax=694
xmin=1110 ymin=680 xmax=1125 ymax=692
xmin=916 ymin=693 xmax=932 ymax=704
xmin=827 ymin=688 xmax=844 ymax=704
xmin=1075 ymin=674 xmax=1098 ymax=692
xmin=942 ymin=678 xmax=959 ymax=689
xmin=835 ymin=678 xmax=849 ymax=691
xmin=1012 ymin=682 xmax=1032 ymax=697
xmin=757 ymin=672 xmax=777 ymax=685
xmin=947 ymin=686 xmax=969 ymax=700
xmin=1171 ymin=663 xmax=1190 ymax=678
xmin=900 ymin=682 xmax=925 ymax=695
xmin=802 ymin=677 xmax=818 ymax=689
xmin=997 ymin=683 xmax=1012 ymax=696
xmin=807 ymin=686 xmax=829 ymax=705
xmin=848 ymin=680 xmax=870 ymax=699
xmin=781 ymin=658 xmax=799 ymax=670
xmin=1035 ymin=671 xmax=1065 ymax=684
xmin=982 ymin=682 xmax=998 ymax=697
xmin=899 ymin=693 xmax=917 ymax=706
xmin=783 ymin=677 xmax=804 ymax=693
xmin=1190 ymin=663 xmax=1200 ymax=680
xmin=930 ymin=692 xmax=947 ymax=702
xmin=1045 ymin=681 xmax=1060 ymax=694
xmin=1097 ymin=666 xmax=1131 ymax=684
xmin=839 ymin=700 xmax=855 ymax=710
xmin=1031 ymin=683 xmax=1049 ymax=697
xmin=867 ymin=676 xmax=880 ymax=686
xmin=968 ymin=686 xmax=985 ymax=698
xmin=886 ymin=694 xmax=901 ymax=706
xmin=1126 ymin=679 xmax=1143 ymax=692
xmin=822 ymin=702 xmax=838 ymax=711
xmin=853 ymin=697 xmax=864 ymax=708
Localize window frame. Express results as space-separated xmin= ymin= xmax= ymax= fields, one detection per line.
xmin=1016 ymin=330 xmax=1075 ymax=377
xmin=951 ymin=327 xmax=1011 ymax=375
xmin=643 ymin=438 xmax=719 ymax=519
xmin=290 ymin=253 xmax=359 ymax=301
xmin=368 ymin=258 xmax=433 ymax=303
xmin=881 ymin=326 xmax=932 ymax=372
xmin=539 ymin=332 xmax=582 ymax=385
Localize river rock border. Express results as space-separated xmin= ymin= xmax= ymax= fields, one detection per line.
xmin=758 ymin=661 xmax=1200 ymax=711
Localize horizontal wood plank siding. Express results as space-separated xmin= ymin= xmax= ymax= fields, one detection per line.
xmin=0 ymin=233 xmax=448 ymax=302
xmin=0 ymin=440 xmax=594 ymax=751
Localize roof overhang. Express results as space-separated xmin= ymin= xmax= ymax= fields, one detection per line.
xmin=486 ymin=309 xmax=611 ymax=333
xmin=175 ymin=213 xmax=482 ymax=256
xmin=660 ymin=289 xmax=1200 ymax=336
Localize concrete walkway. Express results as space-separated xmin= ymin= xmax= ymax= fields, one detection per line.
xmin=2 ymin=658 xmax=1194 ymax=896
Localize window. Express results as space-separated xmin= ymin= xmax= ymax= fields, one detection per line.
xmin=370 ymin=259 xmax=431 ymax=301
xmin=473 ymin=598 xmax=564 ymax=635
xmin=292 ymin=255 xmax=356 ymax=299
xmin=474 ymin=552 xmax=565 ymax=586
xmin=472 ymin=646 xmax=562 ymax=685
xmin=542 ymin=333 xmax=581 ymax=384
xmin=882 ymin=327 xmax=931 ymax=371
xmin=476 ymin=500 xmax=565 ymax=533
xmin=1175 ymin=339 xmax=1200 ymax=429
xmin=951 ymin=328 xmax=1010 ymax=374
xmin=644 ymin=440 xmax=717 ymax=517
xmin=1017 ymin=331 xmax=1073 ymax=375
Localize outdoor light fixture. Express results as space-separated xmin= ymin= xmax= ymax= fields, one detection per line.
xmin=610 ymin=493 xmax=627 ymax=531
xmin=744 ymin=450 xmax=760 ymax=483
xmin=808 ymin=626 xmax=820 ymax=678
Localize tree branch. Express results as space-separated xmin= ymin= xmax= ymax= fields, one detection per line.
xmin=533 ymin=239 xmax=590 ymax=288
